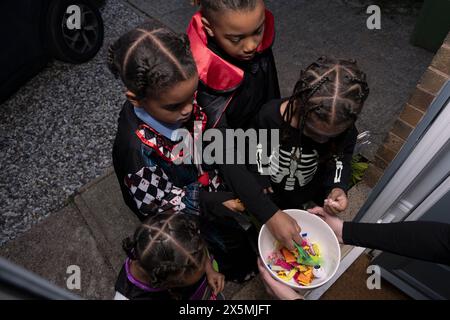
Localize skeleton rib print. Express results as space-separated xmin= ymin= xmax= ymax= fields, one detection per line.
xmin=270 ymin=147 xmax=319 ymax=191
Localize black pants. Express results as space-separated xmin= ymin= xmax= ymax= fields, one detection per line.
xmin=199 ymin=191 xmax=258 ymax=282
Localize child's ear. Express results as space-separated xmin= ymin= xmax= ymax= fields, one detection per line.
xmin=201 ymin=17 xmax=214 ymax=37
xmin=125 ymin=90 xmax=141 ymax=107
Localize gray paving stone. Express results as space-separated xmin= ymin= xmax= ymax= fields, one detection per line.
xmin=0 ymin=204 xmax=116 ymax=300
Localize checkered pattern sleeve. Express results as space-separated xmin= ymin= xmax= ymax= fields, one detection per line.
xmin=124 ymin=165 xmax=186 ymax=217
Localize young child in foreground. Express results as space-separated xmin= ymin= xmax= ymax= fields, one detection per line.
xmin=114 ymin=212 xmax=225 ymax=300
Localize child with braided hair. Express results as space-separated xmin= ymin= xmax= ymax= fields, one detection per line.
xmin=257 ymin=56 xmax=370 ymax=214
xmin=114 ymin=212 xmax=225 ymax=300
xmin=108 ymin=23 xmax=224 ymax=220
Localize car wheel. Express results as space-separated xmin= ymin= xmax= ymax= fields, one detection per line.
xmin=46 ymin=0 xmax=104 ymax=63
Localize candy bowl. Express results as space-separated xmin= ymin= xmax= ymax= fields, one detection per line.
xmin=258 ymin=209 xmax=341 ymax=290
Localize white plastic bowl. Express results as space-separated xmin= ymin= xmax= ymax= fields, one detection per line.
xmin=258 ymin=209 xmax=341 ymax=290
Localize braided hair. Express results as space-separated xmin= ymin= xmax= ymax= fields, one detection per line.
xmin=107 ymin=23 xmax=197 ymax=100
xmin=122 ymin=212 xmax=207 ymax=289
xmin=191 ymin=0 xmax=259 ymax=18
xmin=282 ymin=56 xmax=369 ymax=158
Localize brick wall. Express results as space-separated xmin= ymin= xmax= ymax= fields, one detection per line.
xmin=364 ymin=31 xmax=450 ymax=187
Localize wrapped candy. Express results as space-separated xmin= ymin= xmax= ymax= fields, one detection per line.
xmin=267 ymin=234 xmax=323 ymax=286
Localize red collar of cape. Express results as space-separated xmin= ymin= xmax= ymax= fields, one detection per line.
xmin=187 ymin=10 xmax=275 ymax=92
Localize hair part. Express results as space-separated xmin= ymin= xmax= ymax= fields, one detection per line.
xmin=107 ymin=23 xmax=197 ymax=100
xmin=282 ymin=56 xmax=369 ymax=156
xmin=192 ymin=0 xmax=259 ymax=18
xmin=122 ymin=212 xmax=207 ymax=288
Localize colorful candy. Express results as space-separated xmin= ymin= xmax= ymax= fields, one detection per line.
xmin=267 ymin=234 xmax=323 ymax=286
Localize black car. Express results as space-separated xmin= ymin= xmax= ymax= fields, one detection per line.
xmin=0 ymin=0 xmax=104 ymax=103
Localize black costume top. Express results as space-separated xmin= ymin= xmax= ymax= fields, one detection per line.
xmin=256 ymin=98 xmax=357 ymax=209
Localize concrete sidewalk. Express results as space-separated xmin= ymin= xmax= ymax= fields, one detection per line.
xmin=0 ymin=169 xmax=137 ymax=299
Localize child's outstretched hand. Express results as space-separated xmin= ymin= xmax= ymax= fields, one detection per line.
xmin=266 ymin=210 xmax=303 ymax=251
xmin=324 ymin=188 xmax=348 ymax=214
xmin=205 ymin=261 xmax=225 ymax=296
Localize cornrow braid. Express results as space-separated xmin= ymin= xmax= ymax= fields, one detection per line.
xmin=123 ymin=212 xmax=207 ymax=289
xmin=283 ymin=56 xmax=369 ymax=158
xmin=107 ymin=23 xmax=197 ymax=100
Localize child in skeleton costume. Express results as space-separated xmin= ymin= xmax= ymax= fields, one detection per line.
xmin=108 ymin=24 xmax=220 ymax=221
xmin=257 ymin=57 xmax=370 ymax=213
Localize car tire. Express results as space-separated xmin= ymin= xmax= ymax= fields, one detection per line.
xmin=46 ymin=0 xmax=104 ymax=64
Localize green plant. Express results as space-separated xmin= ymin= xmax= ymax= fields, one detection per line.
xmin=350 ymin=154 xmax=369 ymax=188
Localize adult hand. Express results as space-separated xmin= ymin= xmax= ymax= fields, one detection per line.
xmin=257 ymin=258 xmax=303 ymax=300
xmin=266 ymin=210 xmax=302 ymax=251
xmin=308 ymin=206 xmax=344 ymax=243
xmin=324 ymin=188 xmax=348 ymax=214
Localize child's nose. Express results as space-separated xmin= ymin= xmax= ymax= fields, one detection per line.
xmin=243 ymin=38 xmax=258 ymax=54
xmin=180 ymin=102 xmax=193 ymax=116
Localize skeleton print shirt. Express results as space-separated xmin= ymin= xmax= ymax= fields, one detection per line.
xmin=256 ymin=99 xmax=357 ymax=204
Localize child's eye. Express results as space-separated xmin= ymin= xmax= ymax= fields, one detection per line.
xmin=164 ymin=103 xmax=182 ymax=110
xmin=229 ymin=37 xmax=241 ymax=44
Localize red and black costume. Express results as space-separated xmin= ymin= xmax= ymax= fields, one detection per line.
xmin=187 ymin=9 xmax=281 ymax=224
xmin=186 ymin=10 xmax=282 ymax=281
